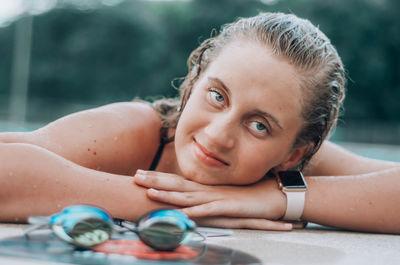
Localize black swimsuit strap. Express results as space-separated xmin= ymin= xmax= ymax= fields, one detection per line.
xmin=149 ymin=127 xmax=174 ymax=170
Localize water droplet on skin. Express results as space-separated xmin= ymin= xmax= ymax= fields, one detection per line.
xmin=55 ymin=179 xmax=59 ymax=184
xmin=57 ymin=204 xmax=61 ymax=208
xmin=88 ymin=124 xmax=93 ymax=128
xmin=8 ymin=172 xmax=13 ymax=177
xmin=14 ymin=217 xmax=19 ymax=222
xmin=114 ymin=136 xmax=118 ymax=141
xmin=32 ymin=184 xmax=37 ymax=189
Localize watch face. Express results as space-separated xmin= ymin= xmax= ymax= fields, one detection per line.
xmin=278 ymin=171 xmax=307 ymax=188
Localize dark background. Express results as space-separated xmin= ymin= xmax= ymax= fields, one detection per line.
xmin=1 ymin=0 xmax=399 ymax=144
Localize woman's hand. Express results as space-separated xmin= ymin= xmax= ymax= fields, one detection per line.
xmin=133 ymin=170 xmax=304 ymax=231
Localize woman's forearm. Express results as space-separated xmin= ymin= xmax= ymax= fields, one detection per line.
xmin=302 ymin=167 xmax=400 ymax=233
xmin=0 ymin=142 xmax=167 ymax=222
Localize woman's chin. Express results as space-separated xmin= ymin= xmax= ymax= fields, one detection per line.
xmin=183 ymin=170 xmax=225 ymax=185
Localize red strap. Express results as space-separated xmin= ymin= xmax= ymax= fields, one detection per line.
xmin=92 ymin=239 xmax=199 ymax=260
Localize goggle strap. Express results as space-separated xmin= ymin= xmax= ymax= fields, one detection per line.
xmin=28 ymin=215 xmax=51 ymax=225
xmin=23 ymin=223 xmax=50 ymax=238
xmin=192 ymin=230 xmax=206 ymax=242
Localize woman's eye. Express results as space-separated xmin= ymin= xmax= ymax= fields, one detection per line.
xmin=208 ymin=89 xmax=225 ymax=106
xmin=249 ymin=121 xmax=270 ymax=135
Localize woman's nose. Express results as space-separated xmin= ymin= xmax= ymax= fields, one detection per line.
xmin=204 ymin=115 xmax=235 ymax=149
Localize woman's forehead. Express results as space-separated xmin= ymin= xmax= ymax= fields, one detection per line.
xmin=209 ymin=40 xmax=299 ymax=85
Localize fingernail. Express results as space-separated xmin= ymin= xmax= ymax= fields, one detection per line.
xmin=148 ymin=188 xmax=158 ymax=194
xmin=284 ymin=223 xmax=293 ymax=229
xmin=136 ymin=169 xmax=145 ymax=174
xmin=135 ymin=174 xmax=146 ymax=181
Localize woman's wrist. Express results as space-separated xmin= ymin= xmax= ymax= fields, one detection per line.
xmin=260 ymin=177 xmax=287 ymax=220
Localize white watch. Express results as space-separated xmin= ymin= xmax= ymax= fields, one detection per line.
xmin=276 ymin=171 xmax=307 ymax=221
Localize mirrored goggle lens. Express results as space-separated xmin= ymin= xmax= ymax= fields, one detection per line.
xmin=53 ymin=217 xmax=112 ymax=248
xmin=138 ymin=221 xmax=185 ymax=251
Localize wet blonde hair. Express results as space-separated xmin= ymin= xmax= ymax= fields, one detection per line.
xmin=153 ymin=12 xmax=346 ymax=169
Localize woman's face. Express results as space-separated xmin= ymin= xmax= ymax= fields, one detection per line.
xmin=174 ymin=40 xmax=305 ymax=185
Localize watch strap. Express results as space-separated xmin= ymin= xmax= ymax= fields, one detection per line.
xmin=282 ymin=190 xmax=306 ymax=221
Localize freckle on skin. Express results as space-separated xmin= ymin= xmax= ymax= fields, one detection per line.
xmin=88 ymin=148 xmax=91 ymax=151
xmin=93 ymin=151 xmax=97 ymax=155
xmin=93 ymin=139 xmax=97 ymax=143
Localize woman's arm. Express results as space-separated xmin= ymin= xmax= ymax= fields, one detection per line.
xmin=304 ymin=141 xmax=400 ymax=176
xmin=0 ymin=101 xmax=169 ymax=222
xmin=302 ymin=141 xmax=400 ymax=233
xmin=303 ymin=167 xmax=400 ymax=233
xmin=0 ymin=142 xmax=168 ymax=222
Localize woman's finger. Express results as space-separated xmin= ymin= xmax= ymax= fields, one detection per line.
xmin=134 ymin=170 xmax=206 ymax=192
xmin=195 ymin=217 xmax=293 ymax=231
xmin=146 ymin=189 xmax=217 ymax=206
xmin=182 ymin=201 xmax=254 ymax=218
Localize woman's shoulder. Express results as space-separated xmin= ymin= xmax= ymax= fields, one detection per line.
xmin=90 ymin=101 xmax=161 ymax=129
xmin=82 ymin=101 xmax=165 ymax=173
xmin=18 ymin=101 xmax=164 ymax=175
xmin=96 ymin=101 xmax=163 ymax=141
xmin=97 ymin=101 xmax=160 ymax=120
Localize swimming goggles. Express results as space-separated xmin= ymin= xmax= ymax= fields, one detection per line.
xmin=23 ymin=205 xmax=228 ymax=251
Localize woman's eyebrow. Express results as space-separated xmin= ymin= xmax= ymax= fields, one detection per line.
xmin=255 ymin=110 xmax=283 ymax=130
xmin=208 ymin=77 xmax=231 ymax=97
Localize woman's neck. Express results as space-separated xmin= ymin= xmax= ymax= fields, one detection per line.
xmin=156 ymin=142 xmax=180 ymax=174
xmin=155 ymin=128 xmax=182 ymax=175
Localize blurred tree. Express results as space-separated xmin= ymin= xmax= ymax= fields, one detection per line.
xmin=0 ymin=25 xmax=13 ymax=114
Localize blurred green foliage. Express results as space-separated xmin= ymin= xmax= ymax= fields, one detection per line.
xmin=0 ymin=0 xmax=399 ymax=133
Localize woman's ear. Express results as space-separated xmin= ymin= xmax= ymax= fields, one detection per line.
xmin=273 ymin=144 xmax=312 ymax=172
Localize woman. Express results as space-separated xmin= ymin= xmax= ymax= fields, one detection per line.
xmin=0 ymin=12 xmax=399 ymax=233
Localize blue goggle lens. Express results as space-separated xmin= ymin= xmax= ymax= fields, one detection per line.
xmin=50 ymin=205 xmax=113 ymax=248
xmin=136 ymin=209 xmax=195 ymax=251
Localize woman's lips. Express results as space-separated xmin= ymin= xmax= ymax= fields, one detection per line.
xmin=192 ymin=139 xmax=229 ymax=167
